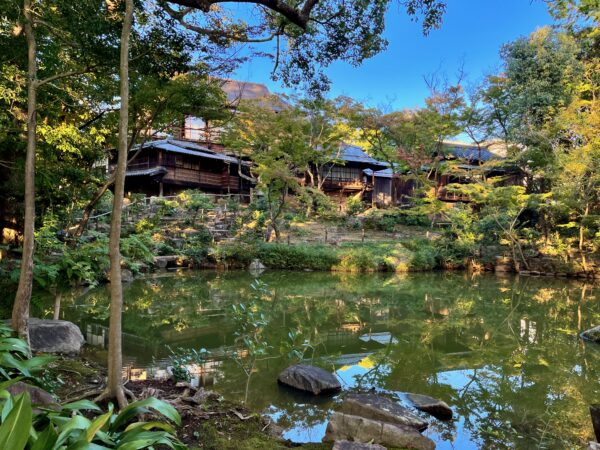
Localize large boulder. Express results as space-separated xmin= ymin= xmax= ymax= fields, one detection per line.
xmin=340 ymin=393 xmax=428 ymax=431
xmin=6 ymin=382 xmax=58 ymax=409
xmin=405 ymin=393 xmax=453 ymax=421
xmin=28 ymin=319 xmax=85 ymax=354
xmin=333 ymin=441 xmax=386 ymax=450
xmin=277 ymin=364 xmax=341 ymax=395
xmin=581 ymin=325 xmax=600 ymax=343
xmin=323 ymin=412 xmax=435 ymax=450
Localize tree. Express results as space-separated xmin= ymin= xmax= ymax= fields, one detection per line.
xmin=163 ymin=0 xmax=446 ymax=93
xmin=98 ymin=0 xmax=134 ymax=408
xmin=6 ymin=0 xmax=119 ymax=341
xmin=223 ymin=97 xmax=308 ymax=240
xmin=498 ymin=28 xmax=581 ymax=191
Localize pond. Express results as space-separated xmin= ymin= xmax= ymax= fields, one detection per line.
xmin=55 ymin=271 xmax=600 ymax=449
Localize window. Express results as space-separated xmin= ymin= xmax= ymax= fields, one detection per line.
xmin=324 ymin=166 xmax=362 ymax=182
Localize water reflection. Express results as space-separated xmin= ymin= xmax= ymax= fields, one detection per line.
xmin=57 ymin=271 xmax=600 ymax=449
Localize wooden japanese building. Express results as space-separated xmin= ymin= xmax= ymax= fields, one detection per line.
xmin=123 ymin=139 xmax=251 ymax=197
xmin=318 ymin=144 xmax=388 ymax=201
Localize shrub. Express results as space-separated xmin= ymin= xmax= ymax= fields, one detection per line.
xmin=121 ymin=233 xmax=154 ymax=266
xmin=182 ymin=226 xmax=213 ymax=263
xmin=257 ymin=244 xmax=339 ymax=271
xmin=410 ymin=245 xmax=440 ymax=271
xmin=362 ymin=208 xmax=430 ymax=231
xmin=346 ymin=196 xmax=365 ymax=216
xmin=210 ymin=241 xmax=258 ymax=267
xmin=0 ymin=326 xmax=186 ymax=450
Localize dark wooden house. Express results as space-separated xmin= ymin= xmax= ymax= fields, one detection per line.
xmin=434 ymin=142 xmax=521 ymax=202
xmin=123 ymin=139 xmax=251 ymax=197
xmin=317 ymin=144 xmax=388 ymax=201
xmin=121 ymin=80 xmax=273 ymax=198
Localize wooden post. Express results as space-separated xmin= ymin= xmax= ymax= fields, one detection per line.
xmin=287 ymin=235 xmax=290 ymax=246
xmin=590 ymin=405 xmax=600 ymax=442
xmin=325 ymin=229 xmax=328 ymax=243
xmin=362 ymin=228 xmax=365 ymax=243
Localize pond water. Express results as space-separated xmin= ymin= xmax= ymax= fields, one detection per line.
xmin=56 ymin=271 xmax=600 ymax=449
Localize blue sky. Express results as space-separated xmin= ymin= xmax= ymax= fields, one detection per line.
xmin=232 ymin=0 xmax=554 ymax=110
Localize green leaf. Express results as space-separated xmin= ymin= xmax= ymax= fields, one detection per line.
xmin=61 ymin=400 xmax=102 ymax=412
xmin=22 ymin=355 xmax=57 ymax=371
xmin=85 ymin=405 xmax=113 ymax=442
xmin=0 ymin=338 xmax=30 ymax=355
xmin=54 ymin=415 xmax=92 ymax=448
xmin=115 ymin=430 xmax=181 ymax=450
xmin=0 ymin=353 xmax=31 ymax=377
xmin=0 ymin=377 xmax=24 ymax=392
xmin=30 ymin=423 xmax=58 ymax=450
xmin=0 ymin=392 xmax=32 ymax=450
xmin=124 ymin=421 xmax=176 ymax=433
xmin=112 ymin=398 xmax=180 ymax=430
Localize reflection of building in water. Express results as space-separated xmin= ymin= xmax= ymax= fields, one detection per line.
xmin=125 ymin=359 xmax=224 ymax=387
xmin=520 ymin=319 xmax=537 ymax=344
xmin=85 ymin=323 xmax=107 ymax=347
xmin=359 ymin=332 xmax=398 ymax=345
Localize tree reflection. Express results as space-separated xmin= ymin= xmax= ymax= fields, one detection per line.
xmin=58 ymin=271 xmax=600 ymax=449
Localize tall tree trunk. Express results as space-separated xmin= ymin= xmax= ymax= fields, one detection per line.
xmin=12 ymin=0 xmax=37 ymax=343
xmin=98 ymin=0 xmax=133 ymax=409
xmin=579 ymin=202 xmax=589 ymax=272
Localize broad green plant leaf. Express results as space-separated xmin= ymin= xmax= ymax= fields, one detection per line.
xmin=0 ymin=392 xmax=32 ymax=450
xmin=112 ymin=398 xmax=181 ymax=430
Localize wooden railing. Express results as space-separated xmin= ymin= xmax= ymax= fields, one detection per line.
xmin=321 ymin=179 xmax=366 ymax=191
xmin=437 ymin=188 xmax=470 ymax=202
xmin=164 ymin=167 xmax=239 ymax=189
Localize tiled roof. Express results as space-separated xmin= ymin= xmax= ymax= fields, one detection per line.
xmin=125 ymin=167 xmax=168 ymax=177
xmin=131 ymin=140 xmax=246 ymax=165
xmin=337 ymin=144 xmax=388 ymax=168
xmin=442 ymin=142 xmax=498 ymax=162
xmin=363 ymin=168 xmax=394 ymax=178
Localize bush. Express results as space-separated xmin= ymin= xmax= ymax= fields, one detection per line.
xmin=257 ymin=244 xmax=339 ymax=271
xmin=409 ymin=243 xmax=440 ymax=271
xmin=210 ymin=241 xmax=258 ymax=267
xmin=182 ymin=226 xmax=213 ymax=263
xmin=346 ymin=196 xmax=365 ymax=216
xmin=362 ymin=208 xmax=430 ymax=231
xmin=0 ymin=326 xmax=186 ymax=450
xmin=335 ymin=248 xmax=380 ymax=272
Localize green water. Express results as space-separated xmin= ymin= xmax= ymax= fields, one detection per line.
xmin=58 ymin=271 xmax=600 ymax=449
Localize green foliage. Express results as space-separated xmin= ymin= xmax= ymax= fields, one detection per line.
xmin=335 ymin=247 xmax=380 ymax=272
xmin=0 ymin=392 xmax=185 ymax=450
xmin=164 ymin=346 xmax=209 ymax=383
xmin=362 ymin=208 xmax=430 ymax=231
xmin=121 ymin=233 xmax=154 ymax=267
xmin=0 ymin=327 xmax=185 ymax=450
xmin=257 ymin=244 xmax=339 ymax=271
xmin=345 ymin=196 xmax=365 ymax=216
xmin=0 ymin=325 xmax=56 ymax=383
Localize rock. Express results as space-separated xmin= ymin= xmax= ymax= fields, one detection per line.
xmin=323 ymin=412 xmax=435 ymax=450
xmin=28 ymin=318 xmax=85 ymax=354
xmin=405 ymin=393 xmax=453 ymax=420
xmin=154 ymin=255 xmax=178 ymax=269
xmin=340 ymin=393 xmax=428 ymax=431
xmin=264 ymin=421 xmax=285 ymax=439
xmin=277 ymin=364 xmax=341 ymax=395
xmin=581 ymin=325 xmax=600 ymax=343
xmin=248 ymin=259 xmax=266 ymax=271
xmin=589 ymin=443 xmax=600 ymax=450
xmin=6 ymin=382 xmax=57 ymax=407
xmin=333 ymin=441 xmax=387 ymax=450
xmin=248 ymin=259 xmax=266 ymax=276
xmin=121 ymin=269 xmax=134 ymax=283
